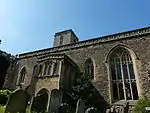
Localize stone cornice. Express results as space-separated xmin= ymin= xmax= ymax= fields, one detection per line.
xmin=37 ymin=54 xmax=65 ymax=62
xmin=19 ymin=27 xmax=150 ymax=59
xmin=37 ymin=53 xmax=78 ymax=68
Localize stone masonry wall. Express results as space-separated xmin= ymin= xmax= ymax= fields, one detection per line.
xmin=15 ymin=34 xmax=150 ymax=104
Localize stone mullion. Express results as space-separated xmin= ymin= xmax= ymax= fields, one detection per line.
xmin=45 ymin=64 xmax=48 ymax=75
xmin=58 ymin=60 xmax=62 ymax=76
xmin=45 ymin=63 xmax=49 ymax=76
xmin=126 ymin=57 xmax=134 ymax=100
xmin=58 ymin=60 xmax=63 ymax=88
xmin=114 ymin=58 xmax=120 ymax=100
xmin=51 ymin=60 xmax=55 ymax=75
xmin=120 ymin=57 xmax=127 ymax=100
xmin=42 ymin=63 xmax=45 ymax=76
xmin=46 ymin=63 xmax=50 ymax=76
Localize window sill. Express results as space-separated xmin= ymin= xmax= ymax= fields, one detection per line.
xmin=35 ymin=74 xmax=59 ymax=79
xmin=112 ymin=100 xmax=138 ymax=106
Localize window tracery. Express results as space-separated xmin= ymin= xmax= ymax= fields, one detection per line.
xmin=110 ymin=48 xmax=138 ymax=101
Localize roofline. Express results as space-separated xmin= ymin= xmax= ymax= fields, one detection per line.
xmin=54 ymin=29 xmax=79 ymax=40
xmin=19 ymin=26 xmax=150 ymax=58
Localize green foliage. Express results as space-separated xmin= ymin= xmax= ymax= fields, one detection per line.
xmin=26 ymin=107 xmax=31 ymax=113
xmin=133 ymin=95 xmax=150 ymax=113
xmin=0 ymin=105 xmax=5 ymax=113
xmin=72 ymin=75 xmax=94 ymax=100
xmin=0 ymin=89 xmax=11 ymax=106
xmin=0 ymin=90 xmax=11 ymax=97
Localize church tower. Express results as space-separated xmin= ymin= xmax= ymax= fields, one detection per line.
xmin=53 ymin=29 xmax=79 ymax=47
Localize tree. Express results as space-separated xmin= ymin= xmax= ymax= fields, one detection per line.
xmin=72 ymin=75 xmax=94 ymax=100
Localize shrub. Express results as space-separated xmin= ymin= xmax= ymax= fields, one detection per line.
xmin=26 ymin=107 xmax=31 ymax=113
xmin=133 ymin=95 xmax=150 ymax=113
xmin=0 ymin=89 xmax=11 ymax=106
xmin=0 ymin=105 xmax=5 ymax=113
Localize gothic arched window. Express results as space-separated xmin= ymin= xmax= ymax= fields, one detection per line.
xmin=85 ymin=59 xmax=94 ymax=79
xmin=110 ymin=48 xmax=138 ymax=101
xmin=39 ymin=64 xmax=43 ymax=76
xmin=32 ymin=65 xmax=38 ymax=77
xmin=43 ymin=63 xmax=48 ymax=75
xmin=19 ymin=67 xmax=27 ymax=83
xmin=47 ymin=62 xmax=52 ymax=75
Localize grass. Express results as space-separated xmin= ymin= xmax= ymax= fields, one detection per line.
xmin=0 ymin=105 xmax=31 ymax=113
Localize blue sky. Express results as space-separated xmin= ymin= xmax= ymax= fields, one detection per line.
xmin=0 ymin=0 xmax=150 ymax=55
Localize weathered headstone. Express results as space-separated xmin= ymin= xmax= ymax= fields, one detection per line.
xmin=4 ymin=88 xmax=28 ymax=113
xmin=59 ymin=103 xmax=71 ymax=113
xmin=49 ymin=89 xmax=62 ymax=113
xmin=85 ymin=107 xmax=97 ymax=113
xmin=106 ymin=109 xmax=111 ymax=113
xmin=30 ymin=93 xmax=48 ymax=113
xmin=75 ymin=99 xmax=86 ymax=113
xmin=110 ymin=106 xmax=116 ymax=113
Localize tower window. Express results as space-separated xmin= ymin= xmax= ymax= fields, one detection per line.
xmin=60 ymin=36 xmax=63 ymax=46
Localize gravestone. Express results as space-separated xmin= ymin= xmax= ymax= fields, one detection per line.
xmin=59 ymin=103 xmax=71 ymax=113
xmin=85 ymin=107 xmax=97 ymax=113
xmin=4 ymin=88 xmax=28 ymax=113
xmin=30 ymin=93 xmax=48 ymax=113
xmin=110 ymin=106 xmax=116 ymax=113
xmin=49 ymin=89 xmax=62 ymax=113
xmin=75 ymin=99 xmax=86 ymax=113
xmin=106 ymin=109 xmax=111 ymax=113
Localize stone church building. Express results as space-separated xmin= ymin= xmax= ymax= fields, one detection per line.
xmin=2 ymin=26 xmax=150 ymax=112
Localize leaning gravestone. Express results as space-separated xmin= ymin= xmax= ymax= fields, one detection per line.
xmin=75 ymin=99 xmax=86 ymax=113
xmin=4 ymin=88 xmax=28 ymax=113
xmin=106 ymin=109 xmax=111 ymax=113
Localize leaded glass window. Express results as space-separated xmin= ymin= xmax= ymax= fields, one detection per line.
xmin=110 ymin=48 xmax=138 ymax=101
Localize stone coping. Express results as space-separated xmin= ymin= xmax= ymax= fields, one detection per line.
xmin=19 ymin=27 xmax=150 ymax=59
